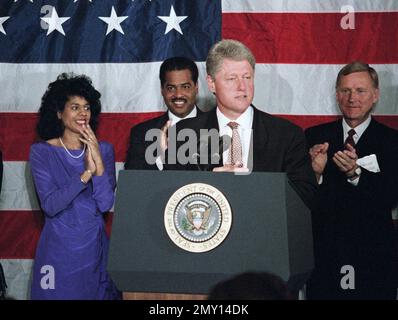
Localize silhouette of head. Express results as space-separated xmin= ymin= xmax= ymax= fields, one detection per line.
xmin=208 ymin=272 xmax=292 ymax=300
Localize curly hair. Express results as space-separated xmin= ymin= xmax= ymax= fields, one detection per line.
xmin=36 ymin=73 xmax=102 ymax=140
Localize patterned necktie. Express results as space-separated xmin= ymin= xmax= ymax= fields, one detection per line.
xmin=344 ymin=129 xmax=356 ymax=148
xmin=227 ymin=121 xmax=243 ymax=167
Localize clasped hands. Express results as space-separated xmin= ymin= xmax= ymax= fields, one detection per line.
xmin=309 ymin=142 xmax=360 ymax=181
xmin=79 ymin=123 xmax=104 ymax=177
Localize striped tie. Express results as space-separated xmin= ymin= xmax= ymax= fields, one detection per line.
xmin=344 ymin=129 xmax=356 ymax=148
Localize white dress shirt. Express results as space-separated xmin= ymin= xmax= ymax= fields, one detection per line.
xmin=168 ymin=107 xmax=197 ymax=126
xmin=216 ymin=106 xmax=254 ymax=167
xmin=156 ymin=106 xmax=198 ymax=170
xmin=342 ymin=116 xmax=371 ymax=146
xmin=342 ymin=116 xmax=371 ymax=185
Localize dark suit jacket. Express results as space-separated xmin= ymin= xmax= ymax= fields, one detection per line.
xmin=168 ymin=106 xmax=317 ymax=208
xmin=125 ymin=113 xmax=169 ymax=170
xmin=124 ymin=108 xmax=203 ymax=170
xmin=305 ymin=118 xmax=398 ymax=295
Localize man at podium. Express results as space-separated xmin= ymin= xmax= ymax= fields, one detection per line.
xmin=166 ymin=39 xmax=317 ymax=208
xmin=110 ymin=42 xmax=317 ymax=297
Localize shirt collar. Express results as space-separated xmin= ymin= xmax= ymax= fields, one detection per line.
xmin=342 ymin=115 xmax=371 ymax=140
xmin=168 ymin=106 xmax=197 ymax=126
xmin=216 ymin=105 xmax=253 ymax=130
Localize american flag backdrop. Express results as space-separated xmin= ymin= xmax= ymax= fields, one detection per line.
xmin=0 ymin=0 xmax=397 ymax=299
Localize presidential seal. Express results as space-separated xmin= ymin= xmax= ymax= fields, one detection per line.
xmin=164 ymin=183 xmax=232 ymax=253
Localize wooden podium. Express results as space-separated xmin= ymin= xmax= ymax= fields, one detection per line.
xmin=122 ymin=292 xmax=207 ymax=300
xmin=107 ymin=170 xmax=314 ymax=299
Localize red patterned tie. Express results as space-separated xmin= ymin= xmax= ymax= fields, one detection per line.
xmin=227 ymin=121 xmax=243 ymax=167
xmin=344 ymin=129 xmax=356 ymax=148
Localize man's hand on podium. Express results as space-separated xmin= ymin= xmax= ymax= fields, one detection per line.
xmin=213 ymin=164 xmax=249 ymax=173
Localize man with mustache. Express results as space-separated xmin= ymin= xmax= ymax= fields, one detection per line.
xmin=125 ymin=57 xmax=202 ymax=170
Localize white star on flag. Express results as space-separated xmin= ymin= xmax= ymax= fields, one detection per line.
xmin=99 ymin=6 xmax=128 ymax=36
xmin=158 ymin=5 xmax=188 ymax=35
xmin=0 ymin=16 xmax=10 ymax=35
xmin=41 ymin=7 xmax=70 ymax=36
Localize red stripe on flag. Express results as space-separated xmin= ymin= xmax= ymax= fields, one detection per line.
xmin=0 ymin=211 xmax=43 ymax=259
xmin=0 ymin=113 xmax=38 ymax=162
xmin=1 ymin=113 xmax=398 ymax=162
xmin=0 ymin=211 xmax=114 ymax=259
xmin=96 ymin=112 xmax=164 ymax=163
xmin=222 ymin=12 xmax=398 ymax=64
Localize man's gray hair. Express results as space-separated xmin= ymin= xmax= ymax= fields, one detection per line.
xmin=336 ymin=61 xmax=379 ymax=89
xmin=206 ymin=39 xmax=256 ymax=79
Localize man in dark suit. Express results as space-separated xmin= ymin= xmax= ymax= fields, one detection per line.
xmin=124 ymin=57 xmax=202 ymax=170
xmin=305 ymin=62 xmax=398 ymax=299
xmin=169 ymin=39 xmax=317 ymax=208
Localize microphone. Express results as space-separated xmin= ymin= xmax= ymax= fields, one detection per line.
xmin=191 ymin=135 xmax=211 ymax=171
xmin=211 ymin=135 xmax=231 ymax=164
xmin=191 ymin=134 xmax=231 ymax=170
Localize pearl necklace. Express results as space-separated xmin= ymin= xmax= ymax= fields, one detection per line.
xmin=59 ymin=137 xmax=86 ymax=159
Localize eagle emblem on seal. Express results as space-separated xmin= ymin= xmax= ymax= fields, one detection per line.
xmin=164 ymin=183 xmax=232 ymax=253
xmin=186 ymin=201 xmax=211 ymax=231
xmin=183 ymin=200 xmax=213 ymax=234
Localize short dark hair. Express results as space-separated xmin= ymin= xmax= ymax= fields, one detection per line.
xmin=336 ymin=61 xmax=379 ymax=89
xmin=36 ymin=73 xmax=102 ymax=141
xmin=159 ymin=56 xmax=199 ymax=86
xmin=208 ymin=272 xmax=292 ymax=300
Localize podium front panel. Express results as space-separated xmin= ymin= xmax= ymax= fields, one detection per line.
xmin=108 ymin=170 xmax=313 ymax=294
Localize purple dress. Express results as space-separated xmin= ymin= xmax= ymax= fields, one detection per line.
xmin=29 ymin=141 xmax=120 ymax=300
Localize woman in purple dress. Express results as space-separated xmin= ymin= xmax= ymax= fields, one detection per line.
xmin=29 ymin=73 xmax=120 ymax=299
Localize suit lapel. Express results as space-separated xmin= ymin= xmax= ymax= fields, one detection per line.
xmin=327 ymin=120 xmax=344 ymax=155
xmin=354 ymin=118 xmax=378 ymax=157
xmin=205 ymin=108 xmax=219 ymax=131
xmin=322 ymin=120 xmax=343 ymax=177
xmin=156 ymin=113 xmax=169 ymax=129
xmin=196 ymin=106 xmax=204 ymax=116
xmin=251 ymin=106 xmax=267 ymax=171
xmin=209 ymin=108 xmax=222 ymax=169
